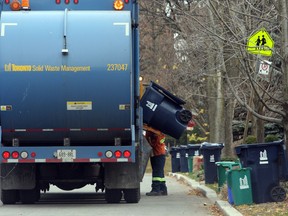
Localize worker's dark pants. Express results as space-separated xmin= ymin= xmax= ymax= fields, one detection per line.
xmin=151 ymin=154 xmax=167 ymax=192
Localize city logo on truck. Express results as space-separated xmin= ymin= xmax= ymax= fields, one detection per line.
xmin=4 ymin=63 xmax=91 ymax=72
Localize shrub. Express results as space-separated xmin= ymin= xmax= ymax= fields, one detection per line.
xmin=265 ymin=134 xmax=280 ymax=143
xmin=245 ymin=135 xmax=256 ymax=144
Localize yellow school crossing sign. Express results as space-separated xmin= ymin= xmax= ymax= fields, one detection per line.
xmin=246 ymin=28 xmax=274 ymax=56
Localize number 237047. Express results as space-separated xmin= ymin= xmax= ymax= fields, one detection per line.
xmin=107 ymin=64 xmax=128 ymax=71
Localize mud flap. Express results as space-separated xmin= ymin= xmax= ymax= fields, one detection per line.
xmin=140 ymin=137 xmax=152 ymax=179
xmin=104 ymin=142 xmax=151 ymax=189
xmin=104 ymin=161 xmax=140 ymax=189
xmin=1 ymin=163 xmax=36 ymax=190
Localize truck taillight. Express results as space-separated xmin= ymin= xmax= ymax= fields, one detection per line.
xmin=65 ymin=0 xmax=69 ymax=4
xmin=124 ymin=0 xmax=129 ymax=3
xmin=21 ymin=151 xmax=29 ymax=159
xmin=56 ymin=0 xmax=61 ymax=4
xmin=105 ymin=150 xmax=113 ymax=158
xmin=114 ymin=150 xmax=122 ymax=158
xmin=5 ymin=0 xmax=10 ymax=4
xmin=12 ymin=151 xmax=19 ymax=159
xmin=74 ymin=0 xmax=79 ymax=4
xmin=2 ymin=151 xmax=10 ymax=159
xmin=123 ymin=150 xmax=131 ymax=158
xmin=114 ymin=0 xmax=124 ymax=10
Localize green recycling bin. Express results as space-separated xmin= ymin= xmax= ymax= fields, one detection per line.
xmin=216 ymin=161 xmax=242 ymax=191
xmin=227 ymin=168 xmax=253 ymax=206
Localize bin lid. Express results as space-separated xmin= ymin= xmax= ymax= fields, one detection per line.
xmin=200 ymin=142 xmax=224 ymax=149
xmin=215 ymin=161 xmax=241 ymax=168
xmin=150 ymin=82 xmax=186 ymax=105
xmin=187 ymin=144 xmax=201 ymax=149
xmin=235 ymin=140 xmax=284 ymax=154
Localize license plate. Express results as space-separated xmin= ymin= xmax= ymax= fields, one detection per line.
xmin=57 ymin=150 xmax=76 ymax=161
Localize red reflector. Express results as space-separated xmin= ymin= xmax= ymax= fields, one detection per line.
xmin=65 ymin=0 xmax=69 ymax=4
xmin=98 ymin=152 xmax=103 ymax=157
xmin=12 ymin=151 xmax=19 ymax=159
xmin=114 ymin=150 xmax=122 ymax=158
xmin=5 ymin=0 xmax=10 ymax=4
xmin=74 ymin=0 xmax=79 ymax=4
xmin=2 ymin=151 xmax=10 ymax=159
xmin=56 ymin=0 xmax=61 ymax=4
xmin=31 ymin=152 xmax=36 ymax=158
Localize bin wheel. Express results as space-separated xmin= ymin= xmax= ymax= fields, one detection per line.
xmin=270 ymin=186 xmax=286 ymax=202
xmin=176 ymin=110 xmax=192 ymax=124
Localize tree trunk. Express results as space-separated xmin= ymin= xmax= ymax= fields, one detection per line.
xmin=255 ymin=99 xmax=265 ymax=143
xmin=206 ymin=51 xmax=217 ymax=142
xmin=279 ymin=0 xmax=288 ymax=156
xmin=206 ymin=2 xmax=225 ymax=145
xmin=224 ymin=99 xmax=234 ymax=157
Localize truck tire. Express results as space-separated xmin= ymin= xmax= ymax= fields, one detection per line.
xmin=20 ymin=188 xmax=40 ymax=204
xmin=1 ymin=190 xmax=19 ymax=204
xmin=123 ymin=188 xmax=140 ymax=203
xmin=105 ymin=189 xmax=122 ymax=203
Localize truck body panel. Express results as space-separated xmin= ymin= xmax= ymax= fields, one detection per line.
xmin=0 ymin=10 xmax=133 ymax=145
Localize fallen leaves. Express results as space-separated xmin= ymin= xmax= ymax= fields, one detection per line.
xmin=235 ymin=197 xmax=288 ymax=216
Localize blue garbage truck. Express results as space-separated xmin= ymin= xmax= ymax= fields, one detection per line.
xmin=0 ymin=0 xmax=192 ymax=205
xmin=0 ymin=0 xmax=146 ymax=204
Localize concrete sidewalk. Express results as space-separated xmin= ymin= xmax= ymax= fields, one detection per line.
xmin=169 ymin=172 xmax=243 ymax=216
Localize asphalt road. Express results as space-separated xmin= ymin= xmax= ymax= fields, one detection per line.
xmin=0 ymin=173 xmax=214 ymax=216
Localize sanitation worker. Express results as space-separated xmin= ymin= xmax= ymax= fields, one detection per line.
xmin=144 ymin=125 xmax=168 ymax=196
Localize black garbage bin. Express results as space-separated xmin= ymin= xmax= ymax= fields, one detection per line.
xmin=140 ymin=81 xmax=192 ymax=139
xmin=170 ymin=147 xmax=180 ymax=173
xmin=179 ymin=145 xmax=189 ymax=172
xmin=200 ymin=143 xmax=224 ymax=184
xmin=235 ymin=140 xmax=287 ymax=204
xmin=187 ymin=144 xmax=201 ymax=173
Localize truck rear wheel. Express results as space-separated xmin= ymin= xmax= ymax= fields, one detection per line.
xmin=123 ymin=188 xmax=140 ymax=203
xmin=1 ymin=190 xmax=19 ymax=204
xmin=20 ymin=187 xmax=40 ymax=204
xmin=105 ymin=189 xmax=122 ymax=203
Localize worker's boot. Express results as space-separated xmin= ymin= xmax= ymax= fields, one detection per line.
xmin=160 ymin=182 xmax=168 ymax=196
xmin=146 ymin=182 xmax=162 ymax=196
xmin=146 ymin=190 xmax=163 ymax=196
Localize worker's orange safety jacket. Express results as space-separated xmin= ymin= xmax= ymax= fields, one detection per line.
xmin=145 ymin=131 xmax=166 ymax=156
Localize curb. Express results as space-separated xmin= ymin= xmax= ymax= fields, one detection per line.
xmin=169 ymin=172 xmax=243 ymax=216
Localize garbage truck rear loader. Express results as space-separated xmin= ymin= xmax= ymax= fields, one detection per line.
xmin=0 ymin=0 xmax=192 ymax=205
xmin=0 ymin=0 xmax=147 ymax=204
